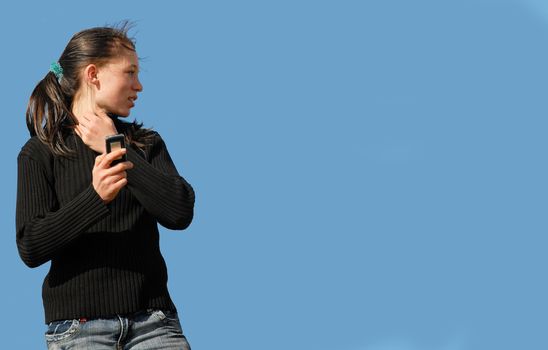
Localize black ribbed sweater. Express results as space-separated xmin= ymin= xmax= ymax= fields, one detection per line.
xmin=15 ymin=128 xmax=195 ymax=323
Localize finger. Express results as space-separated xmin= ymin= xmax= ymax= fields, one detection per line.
xmin=76 ymin=126 xmax=90 ymax=143
xmin=77 ymin=123 xmax=90 ymax=134
xmin=110 ymin=161 xmax=133 ymax=173
xmin=95 ymin=154 xmax=105 ymax=165
xmin=105 ymin=163 xmax=128 ymax=177
xmin=94 ymin=108 xmax=110 ymax=119
xmin=98 ymin=151 xmax=117 ymax=168
xmin=78 ymin=114 xmax=91 ymax=125
xmin=112 ymin=177 xmax=128 ymax=190
xmin=101 ymin=148 xmax=128 ymax=168
xmin=105 ymin=172 xmax=126 ymax=185
xmin=105 ymin=161 xmax=132 ymax=176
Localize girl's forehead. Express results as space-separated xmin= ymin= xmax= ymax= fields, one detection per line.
xmin=109 ymin=51 xmax=139 ymax=67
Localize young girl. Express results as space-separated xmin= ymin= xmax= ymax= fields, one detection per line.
xmin=16 ymin=23 xmax=195 ymax=349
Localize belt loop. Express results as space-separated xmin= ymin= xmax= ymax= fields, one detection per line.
xmin=156 ymin=310 xmax=166 ymax=320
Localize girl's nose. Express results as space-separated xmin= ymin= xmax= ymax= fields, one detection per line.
xmin=134 ymin=77 xmax=143 ymax=92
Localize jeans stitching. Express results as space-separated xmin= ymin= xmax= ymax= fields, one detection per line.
xmin=117 ymin=315 xmax=124 ymax=347
xmin=45 ymin=319 xmax=80 ymax=343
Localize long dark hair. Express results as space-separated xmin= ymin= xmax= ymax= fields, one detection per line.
xmin=26 ymin=21 xmax=153 ymax=156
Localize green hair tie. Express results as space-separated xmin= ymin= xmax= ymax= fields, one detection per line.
xmin=50 ymin=61 xmax=63 ymax=82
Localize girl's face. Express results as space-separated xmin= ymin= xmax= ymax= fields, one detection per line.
xmin=94 ymin=50 xmax=143 ymax=117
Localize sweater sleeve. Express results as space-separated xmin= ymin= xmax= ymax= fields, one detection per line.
xmin=16 ymin=154 xmax=110 ymax=268
xmin=125 ymin=133 xmax=195 ymax=230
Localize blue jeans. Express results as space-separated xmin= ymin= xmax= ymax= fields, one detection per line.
xmin=44 ymin=309 xmax=191 ymax=349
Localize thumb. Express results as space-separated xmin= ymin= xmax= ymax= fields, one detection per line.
xmin=95 ymin=153 xmax=104 ymax=163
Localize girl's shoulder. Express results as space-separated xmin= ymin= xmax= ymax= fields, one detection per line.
xmin=19 ymin=136 xmax=52 ymax=158
xmin=18 ymin=136 xmax=55 ymax=168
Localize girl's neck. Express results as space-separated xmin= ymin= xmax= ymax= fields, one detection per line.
xmin=71 ymin=90 xmax=100 ymax=122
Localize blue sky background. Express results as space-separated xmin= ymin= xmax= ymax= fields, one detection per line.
xmin=1 ymin=0 xmax=548 ymax=349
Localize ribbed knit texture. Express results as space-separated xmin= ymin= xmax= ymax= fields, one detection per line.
xmin=16 ymin=128 xmax=195 ymax=323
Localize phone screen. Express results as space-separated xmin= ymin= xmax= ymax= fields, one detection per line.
xmin=106 ymin=134 xmax=127 ymax=165
xmin=111 ymin=141 xmax=122 ymax=156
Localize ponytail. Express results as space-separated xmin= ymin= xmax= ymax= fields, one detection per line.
xmin=26 ymin=70 xmax=76 ymax=156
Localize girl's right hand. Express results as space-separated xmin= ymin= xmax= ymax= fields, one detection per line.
xmin=92 ymin=149 xmax=134 ymax=203
xmin=75 ymin=110 xmax=118 ymax=154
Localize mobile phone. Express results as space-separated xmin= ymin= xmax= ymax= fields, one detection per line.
xmin=105 ymin=134 xmax=127 ymax=166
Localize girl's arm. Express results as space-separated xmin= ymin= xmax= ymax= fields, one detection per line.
xmin=125 ymin=133 xmax=195 ymax=230
xmin=15 ymin=154 xmax=110 ymax=268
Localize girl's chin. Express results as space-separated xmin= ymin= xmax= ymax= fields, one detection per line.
xmin=107 ymin=111 xmax=130 ymax=119
xmin=112 ymin=110 xmax=131 ymax=118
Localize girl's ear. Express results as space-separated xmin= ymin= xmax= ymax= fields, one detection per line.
xmin=83 ymin=64 xmax=100 ymax=87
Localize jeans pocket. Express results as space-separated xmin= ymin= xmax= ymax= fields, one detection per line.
xmin=45 ymin=319 xmax=80 ymax=343
xmin=150 ymin=310 xmax=184 ymax=331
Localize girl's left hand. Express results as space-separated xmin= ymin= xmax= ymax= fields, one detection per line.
xmin=75 ymin=110 xmax=118 ymax=153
